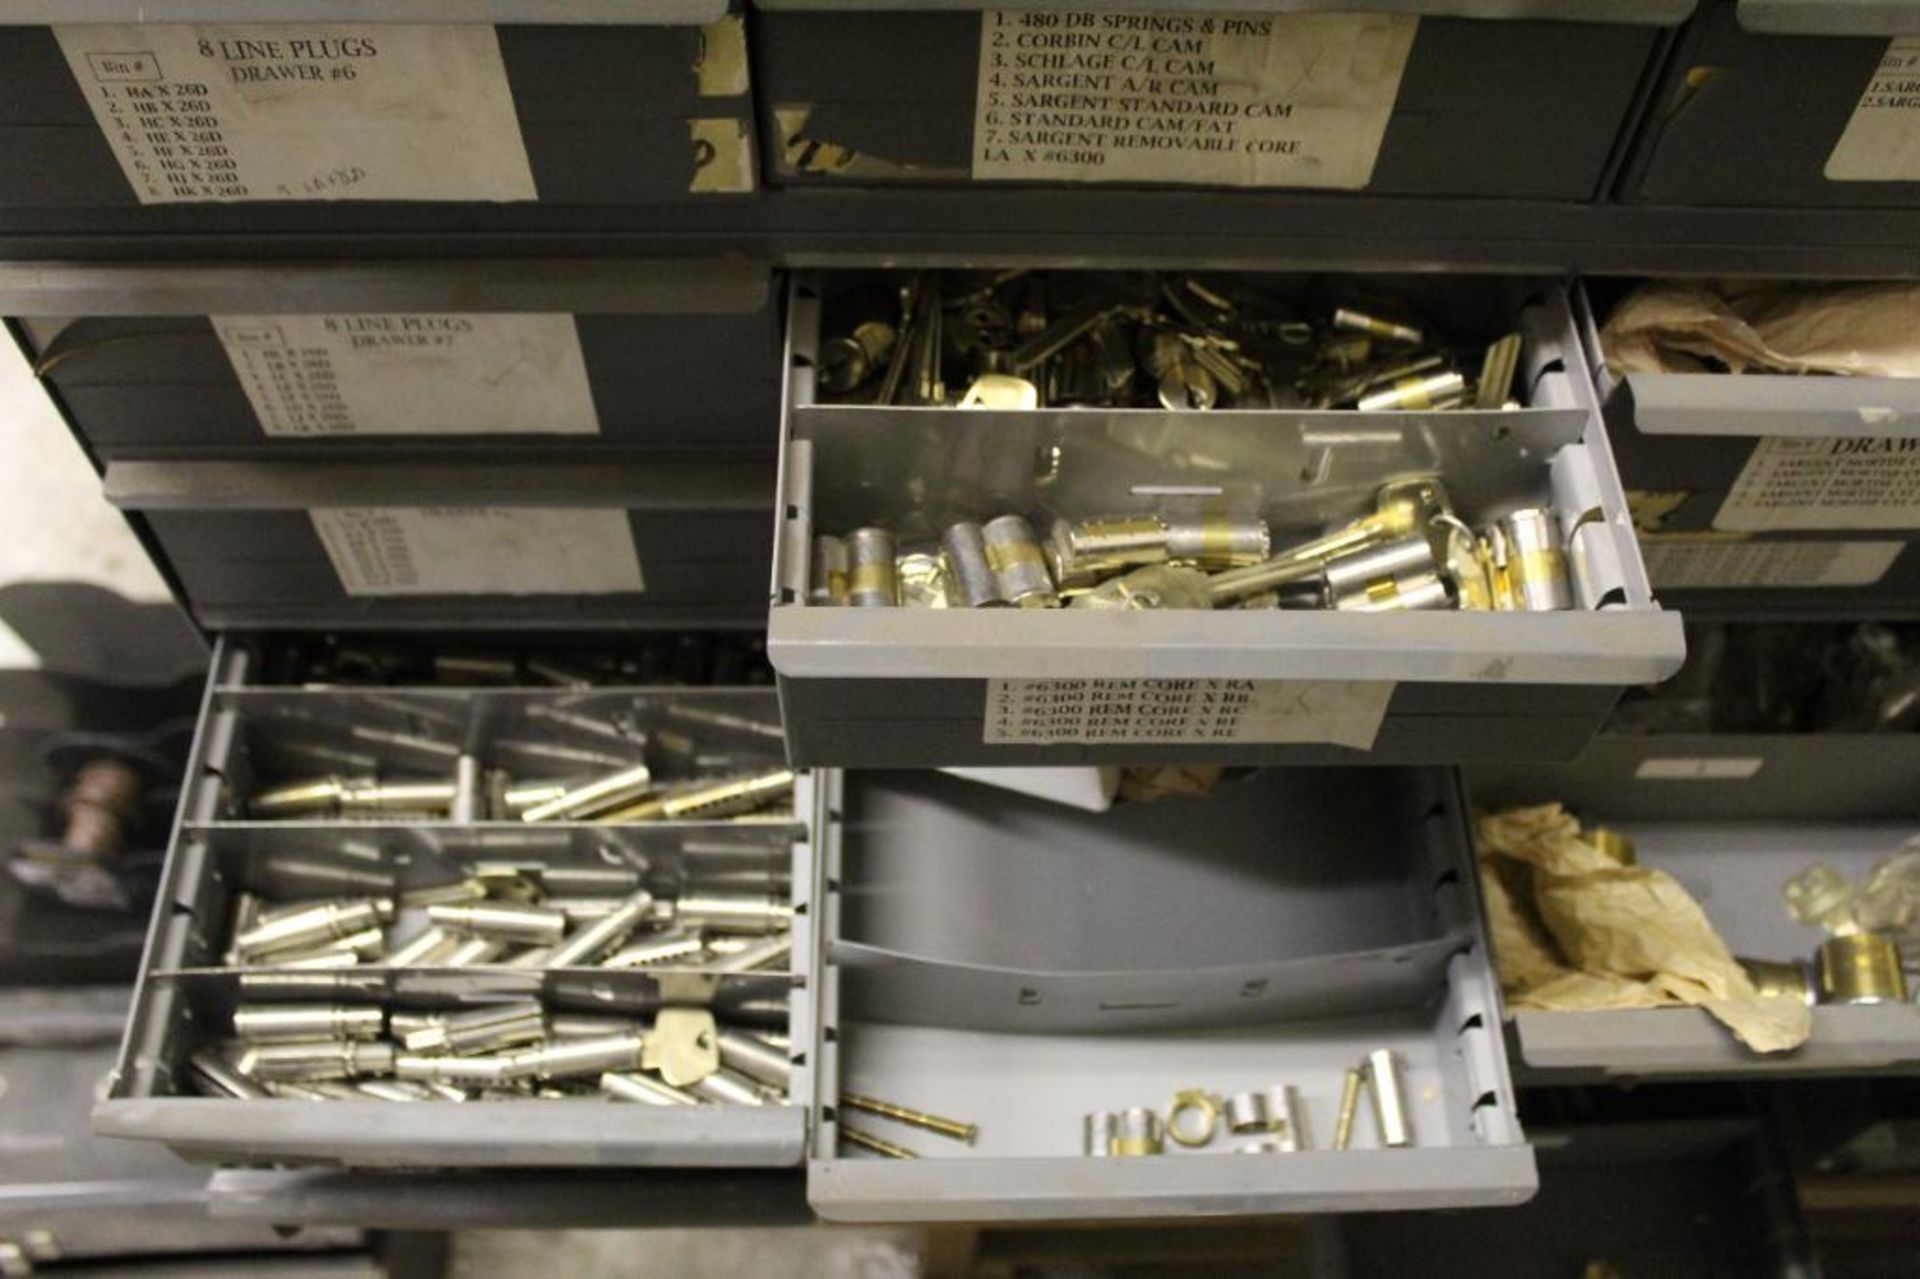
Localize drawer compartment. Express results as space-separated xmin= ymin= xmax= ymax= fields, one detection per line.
xmin=804 ymin=768 xmax=1533 ymax=1221
xmin=12 ymin=262 xmax=780 ymax=460
xmin=1577 ymin=281 xmax=1920 ymax=616
xmin=768 ymin=271 xmax=1684 ymax=767
xmin=753 ymin=2 xmax=1684 ymax=201
xmin=0 ymin=15 xmax=754 ymax=228
xmin=105 ymin=458 xmax=775 ymax=630
xmin=96 ymin=639 xmax=817 ymax=1168
xmin=1620 ymin=0 xmax=1920 ymax=208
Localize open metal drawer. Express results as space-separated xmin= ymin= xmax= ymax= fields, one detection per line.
xmin=95 ymin=638 xmax=816 ymax=1168
xmin=769 ymin=271 xmax=1685 ymax=768
xmin=804 ymin=767 xmax=1534 ymax=1221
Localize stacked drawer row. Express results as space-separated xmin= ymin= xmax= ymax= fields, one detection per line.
xmin=0 ymin=0 xmax=1915 ymax=234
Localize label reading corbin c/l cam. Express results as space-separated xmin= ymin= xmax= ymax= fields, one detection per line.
xmin=972 ymin=11 xmax=1415 ymax=189
xmin=53 ymin=24 xmax=535 ymax=204
xmin=214 ymin=314 xmax=598 ymax=437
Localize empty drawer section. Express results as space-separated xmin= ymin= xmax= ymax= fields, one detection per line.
xmin=105 ymin=458 xmax=775 ymax=630
xmin=12 ymin=263 xmax=781 ymax=459
xmin=1577 ymin=280 xmax=1920 ymax=617
xmin=805 ymin=768 xmax=1534 ymax=1221
xmin=753 ymin=0 xmax=1687 ymax=200
xmin=96 ymin=641 xmax=815 ymax=1168
xmin=769 ymin=271 xmax=1684 ymax=768
xmin=0 ymin=15 xmax=754 ymax=222
xmin=1620 ymin=0 xmax=1920 ymax=207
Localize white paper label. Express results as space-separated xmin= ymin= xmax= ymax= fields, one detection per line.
xmin=312 ymin=508 xmax=643 ymax=597
xmin=54 ymin=24 xmax=535 ymax=203
xmin=1714 ymin=436 xmax=1920 ymax=532
xmin=982 ymin=678 xmax=1392 ymax=749
xmin=213 ymin=314 xmax=597 ymax=438
xmin=1634 ymin=757 xmax=1766 ymax=781
xmin=1640 ymin=537 xmax=1904 ymax=589
xmin=1826 ymin=37 xmax=1920 ymax=182
xmin=972 ymin=11 xmax=1414 ymax=189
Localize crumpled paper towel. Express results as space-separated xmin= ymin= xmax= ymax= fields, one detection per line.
xmin=1600 ymin=279 xmax=1920 ymax=379
xmin=1476 ymin=804 xmax=1811 ymax=1053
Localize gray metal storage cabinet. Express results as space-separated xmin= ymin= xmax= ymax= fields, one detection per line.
xmin=105 ymin=459 xmax=774 ymax=631
xmin=752 ymin=0 xmax=1691 ymax=200
xmin=11 ymin=261 xmax=782 ymax=460
xmin=807 ymin=768 xmax=1533 ymax=1220
xmin=0 ymin=4 xmax=754 ymax=233
xmin=1574 ymin=283 xmax=1920 ymax=617
xmin=769 ymin=272 xmax=1686 ymax=768
xmin=1620 ymin=0 xmax=1920 ymax=207
xmin=97 ymin=640 xmax=817 ymax=1168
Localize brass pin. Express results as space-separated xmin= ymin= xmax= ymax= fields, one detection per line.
xmin=839 ymin=1092 xmax=977 ymax=1144
xmin=1333 ymin=1067 xmax=1365 ymax=1151
xmin=839 ymin=1124 xmax=918 ymax=1160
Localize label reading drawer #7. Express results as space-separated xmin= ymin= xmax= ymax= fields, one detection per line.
xmin=972 ymin=11 xmax=1415 ymax=189
xmin=983 ymin=678 xmax=1392 ymax=749
xmin=312 ymin=508 xmax=643 ymax=597
xmin=214 ymin=314 xmax=597 ymax=437
xmin=1826 ymin=37 xmax=1920 ymax=182
xmin=53 ymin=24 xmax=535 ymax=204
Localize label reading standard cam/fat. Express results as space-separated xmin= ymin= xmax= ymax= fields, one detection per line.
xmin=213 ymin=314 xmax=598 ymax=437
xmin=53 ymin=24 xmax=535 ymax=203
xmin=1714 ymin=436 xmax=1920 ymax=532
xmin=312 ymin=508 xmax=643 ymax=597
xmin=982 ymin=678 xmax=1393 ymax=749
xmin=973 ymin=11 xmax=1415 ymax=189
xmin=1826 ymin=37 xmax=1920 ymax=182
xmin=1639 ymin=537 xmax=1905 ymax=589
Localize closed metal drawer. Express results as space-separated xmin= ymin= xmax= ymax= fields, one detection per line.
xmin=1620 ymin=0 xmax=1920 ymax=207
xmin=96 ymin=638 xmax=816 ymax=1168
xmin=768 ymin=271 xmax=1684 ymax=768
xmin=755 ymin=0 xmax=1686 ymax=200
xmin=804 ymin=767 xmax=1534 ymax=1221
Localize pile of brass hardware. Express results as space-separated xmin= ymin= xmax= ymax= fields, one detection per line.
xmin=241 ymin=700 xmax=792 ymax=824
xmin=1084 ymin=1081 xmax=1313 ymax=1158
xmin=835 ymin=1092 xmax=979 ymax=1159
xmin=258 ymin=635 xmax=773 ymax=689
xmin=819 ymin=270 xmax=1525 ymax=413
xmin=814 ymin=477 xmax=1579 ymax=615
xmin=1759 ymin=862 xmax=1916 ymax=1007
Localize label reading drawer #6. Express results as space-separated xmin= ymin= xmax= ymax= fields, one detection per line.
xmin=214 ymin=314 xmax=597 ymax=437
xmin=1826 ymin=37 xmax=1920 ymax=182
xmin=312 ymin=508 xmax=643 ymax=597
xmin=983 ymin=678 xmax=1392 ymax=748
xmin=53 ymin=25 xmax=535 ymax=204
xmin=972 ymin=11 xmax=1415 ymax=189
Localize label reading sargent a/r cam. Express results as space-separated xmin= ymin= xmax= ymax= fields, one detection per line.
xmin=312 ymin=508 xmax=643 ymax=597
xmin=972 ymin=11 xmax=1415 ymax=189
xmin=1714 ymin=436 xmax=1920 ymax=532
xmin=52 ymin=24 xmax=535 ymax=203
xmin=982 ymin=679 xmax=1393 ymax=749
xmin=1826 ymin=37 xmax=1920 ymax=182
xmin=213 ymin=314 xmax=598 ymax=437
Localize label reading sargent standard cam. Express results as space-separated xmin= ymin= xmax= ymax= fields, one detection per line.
xmin=312 ymin=508 xmax=643 ymax=597
xmin=1714 ymin=436 xmax=1920 ymax=532
xmin=53 ymin=24 xmax=535 ymax=204
xmin=1640 ymin=537 xmax=1905 ymax=589
xmin=213 ymin=314 xmax=597 ymax=437
xmin=972 ymin=11 xmax=1415 ymax=189
xmin=1826 ymin=37 xmax=1920 ymax=182
xmin=982 ymin=678 xmax=1393 ymax=749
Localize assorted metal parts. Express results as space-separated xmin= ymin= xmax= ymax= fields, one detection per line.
xmin=819 ymin=271 xmax=1523 ymax=414
xmin=1774 ymin=859 xmax=1919 ymax=1006
xmin=835 ymin=1092 xmax=979 ymax=1159
xmin=255 ymin=634 xmax=773 ymax=688
xmin=817 ymin=478 xmax=1580 ymax=616
xmin=1086 ymin=1082 xmax=1313 ymax=1158
xmin=1331 ymin=1051 xmax=1413 ymax=1151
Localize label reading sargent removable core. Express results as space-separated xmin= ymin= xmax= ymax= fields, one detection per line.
xmin=53 ymin=24 xmax=535 ymax=204
xmin=312 ymin=508 xmax=643 ymax=597
xmin=214 ymin=314 xmax=597 ymax=437
xmin=1826 ymin=37 xmax=1920 ymax=182
xmin=982 ymin=679 xmax=1393 ymax=749
xmin=1715 ymin=436 xmax=1920 ymax=532
xmin=972 ymin=11 xmax=1415 ymax=189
